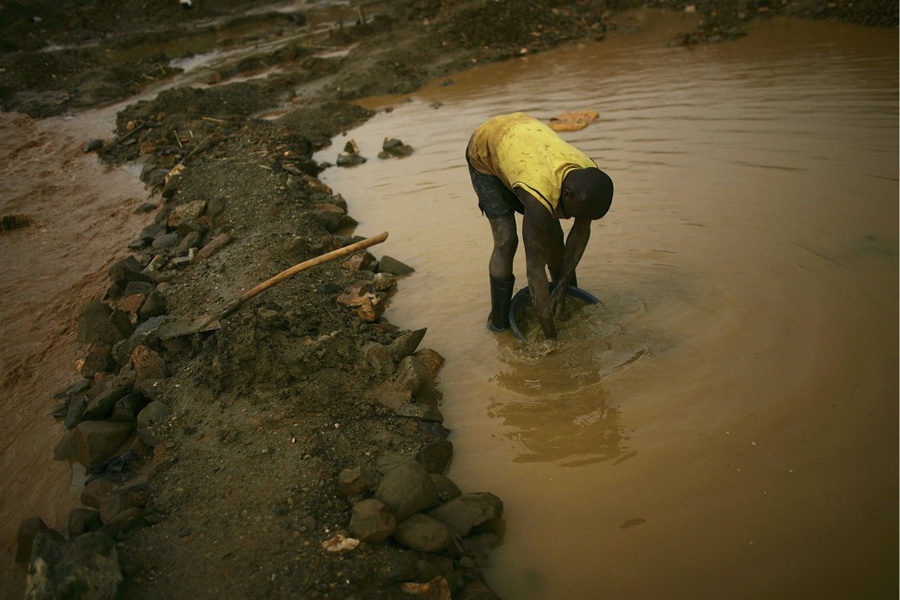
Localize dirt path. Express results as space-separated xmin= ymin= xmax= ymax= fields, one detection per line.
xmin=1 ymin=1 xmax=895 ymax=598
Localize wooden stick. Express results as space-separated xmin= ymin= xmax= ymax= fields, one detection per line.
xmin=212 ymin=231 xmax=389 ymax=322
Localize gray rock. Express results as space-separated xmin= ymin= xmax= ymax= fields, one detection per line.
xmin=415 ymin=440 xmax=453 ymax=475
xmin=375 ymin=461 xmax=440 ymax=521
xmin=428 ymin=493 xmax=504 ymax=537
xmin=151 ymin=231 xmax=181 ymax=250
xmin=378 ymin=255 xmax=415 ymax=276
xmin=25 ymin=531 xmax=121 ymax=600
xmin=73 ymin=422 xmax=135 ymax=466
xmin=138 ymin=223 xmax=165 ymax=242
xmin=348 ymin=499 xmax=396 ymax=543
xmin=394 ymin=513 xmax=453 ymax=553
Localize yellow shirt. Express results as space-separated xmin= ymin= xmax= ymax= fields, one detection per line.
xmin=467 ymin=112 xmax=597 ymax=216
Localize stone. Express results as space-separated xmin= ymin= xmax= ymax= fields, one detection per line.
xmin=73 ymin=422 xmax=135 ymax=466
xmin=130 ymin=345 xmax=167 ymax=385
xmin=342 ymin=251 xmax=375 ymax=271
xmin=348 ymin=499 xmax=396 ymax=544
xmin=81 ymin=479 xmax=116 ymax=510
xmin=415 ymin=440 xmax=453 ymax=475
xmin=356 ymin=296 xmax=385 ymax=322
xmin=394 ymin=514 xmax=453 ymax=553
xmin=136 ymin=401 xmax=171 ymax=431
xmin=76 ymin=301 xmax=112 ymax=345
xmin=428 ymin=493 xmax=504 ymax=537
xmin=138 ymin=289 xmax=167 ymax=319
xmin=64 ymin=395 xmax=89 ymax=430
xmin=151 ymin=231 xmax=181 ymax=250
xmin=378 ymin=255 xmax=415 ymax=276
xmin=102 ymin=507 xmax=145 ymax=539
xmin=109 ymin=393 xmax=149 ymax=423
xmin=374 ymin=461 xmax=440 ymax=522
xmin=54 ymin=431 xmax=77 ymax=461
xmin=16 ymin=518 xmax=63 ymax=563
xmin=338 ymin=465 xmax=378 ymax=496
xmin=138 ymin=223 xmax=166 ymax=242
xmin=25 ymin=531 xmax=121 ymax=600
xmin=194 ymin=232 xmax=230 ymax=262
xmin=430 ymin=474 xmax=462 ymax=503
xmin=389 ymin=328 xmax=427 ymax=362
xmin=175 ymin=230 xmax=202 ymax=256
xmin=392 ymin=355 xmax=431 ymax=396
xmin=122 ymin=281 xmax=154 ymax=297
xmin=362 ymin=342 xmax=395 ymax=377
xmin=67 ymin=508 xmax=102 ymax=538
xmin=118 ymin=293 xmax=146 ymax=315
xmin=82 ymin=373 xmax=135 ymax=421
xmin=108 ymin=256 xmax=155 ymax=286
xmin=167 ymin=200 xmax=207 ymax=228
xmin=414 ymin=348 xmax=445 ymax=381
xmin=379 ymin=137 xmax=414 ymax=158
xmin=372 ymin=272 xmax=396 ymax=292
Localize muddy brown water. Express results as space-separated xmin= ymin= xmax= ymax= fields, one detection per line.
xmin=0 ymin=107 xmax=150 ymax=589
xmin=313 ymin=13 xmax=898 ymax=600
xmin=0 ymin=10 xmax=896 ymax=599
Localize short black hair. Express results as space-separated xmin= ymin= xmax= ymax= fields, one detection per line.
xmin=563 ymin=167 xmax=613 ymax=220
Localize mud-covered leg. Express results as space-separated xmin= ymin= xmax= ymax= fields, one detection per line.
xmin=487 ymin=216 xmax=517 ymax=331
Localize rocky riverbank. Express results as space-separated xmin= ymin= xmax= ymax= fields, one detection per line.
xmin=2 ymin=1 xmax=895 ymax=598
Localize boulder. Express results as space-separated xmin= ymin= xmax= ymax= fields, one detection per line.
xmin=73 ymin=422 xmax=135 ymax=466
xmin=81 ymin=479 xmax=117 ymax=510
xmin=429 ymin=493 xmax=504 ymax=537
xmin=167 ymin=200 xmax=207 ymax=228
xmin=349 ymin=499 xmax=396 ymax=544
xmin=392 ymin=355 xmax=431 ymax=396
xmin=138 ymin=289 xmax=168 ymax=319
xmin=394 ymin=514 xmax=453 ymax=553
xmin=375 ymin=461 xmax=439 ymax=522
xmin=25 ymin=531 xmax=121 ymax=600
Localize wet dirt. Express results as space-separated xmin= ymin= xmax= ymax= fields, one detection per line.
xmin=0 ymin=1 xmax=896 ymax=599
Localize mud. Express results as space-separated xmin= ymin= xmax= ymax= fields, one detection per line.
xmin=0 ymin=1 xmax=896 ymax=598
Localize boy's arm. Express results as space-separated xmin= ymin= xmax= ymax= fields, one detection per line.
xmin=518 ymin=189 xmax=557 ymax=339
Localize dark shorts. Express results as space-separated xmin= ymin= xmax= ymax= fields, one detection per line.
xmin=467 ymin=161 xmax=523 ymax=219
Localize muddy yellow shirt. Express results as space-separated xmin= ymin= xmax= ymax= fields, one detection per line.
xmin=467 ymin=112 xmax=597 ymax=216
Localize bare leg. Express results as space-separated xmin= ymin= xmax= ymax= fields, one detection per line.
xmin=488 ymin=215 xmax=518 ymax=279
xmin=487 ymin=215 xmax=518 ymax=331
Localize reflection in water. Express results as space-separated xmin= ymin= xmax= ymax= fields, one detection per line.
xmin=489 ymin=293 xmax=661 ymax=466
